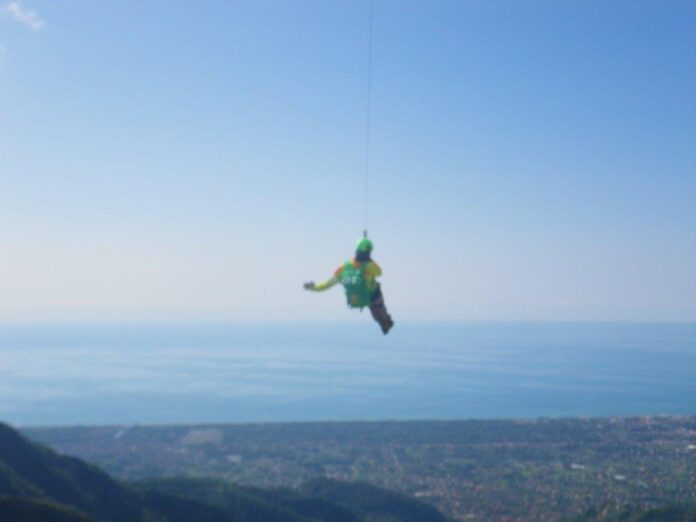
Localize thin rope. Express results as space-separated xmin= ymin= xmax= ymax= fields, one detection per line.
xmin=363 ymin=0 xmax=374 ymax=235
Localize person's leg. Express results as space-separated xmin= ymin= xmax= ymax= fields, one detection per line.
xmin=369 ymin=285 xmax=394 ymax=334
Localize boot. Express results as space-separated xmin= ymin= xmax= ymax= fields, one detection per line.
xmin=370 ymin=287 xmax=394 ymax=335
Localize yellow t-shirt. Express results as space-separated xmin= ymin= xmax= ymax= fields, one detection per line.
xmin=335 ymin=260 xmax=382 ymax=292
xmin=313 ymin=259 xmax=382 ymax=292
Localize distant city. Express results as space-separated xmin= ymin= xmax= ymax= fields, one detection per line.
xmin=25 ymin=417 xmax=696 ymax=521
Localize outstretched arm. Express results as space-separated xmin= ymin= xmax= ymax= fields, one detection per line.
xmin=304 ymin=276 xmax=339 ymax=292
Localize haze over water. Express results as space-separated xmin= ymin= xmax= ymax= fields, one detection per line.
xmin=1 ymin=322 xmax=694 ymax=426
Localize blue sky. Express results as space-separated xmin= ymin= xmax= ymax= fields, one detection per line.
xmin=0 ymin=0 xmax=694 ymax=322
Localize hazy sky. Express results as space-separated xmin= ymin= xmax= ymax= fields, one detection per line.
xmin=1 ymin=0 xmax=694 ymax=322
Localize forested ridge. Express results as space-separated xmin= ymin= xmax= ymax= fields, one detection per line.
xmin=0 ymin=422 xmax=449 ymax=522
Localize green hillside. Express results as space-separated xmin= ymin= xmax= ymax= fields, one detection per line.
xmin=0 ymin=497 xmax=94 ymax=522
xmin=0 ymin=422 xmax=450 ymax=522
xmin=300 ymin=478 xmax=450 ymax=522
xmin=135 ymin=477 xmax=449 ymax=522
xmin=137 ymin=477 xmax=357 ymax=522
xmin=0 ymin=423 xmax=147 ymax=522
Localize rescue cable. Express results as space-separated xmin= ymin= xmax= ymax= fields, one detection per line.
xmin=363 ymin=0 xmax=374 ymax=238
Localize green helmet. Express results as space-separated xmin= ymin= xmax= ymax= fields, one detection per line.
xmin=356 ymin=237 xmax=373 ymax=253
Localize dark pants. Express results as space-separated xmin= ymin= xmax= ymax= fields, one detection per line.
xmin=369 ymin=284 xmax=394 ymax=334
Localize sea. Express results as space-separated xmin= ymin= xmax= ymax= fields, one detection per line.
xmin=0 ymin=322 xmax=694 ymax=426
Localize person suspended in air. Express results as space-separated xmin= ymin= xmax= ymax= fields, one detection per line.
xmin=304 ymin=236 xmax=394 ymax=335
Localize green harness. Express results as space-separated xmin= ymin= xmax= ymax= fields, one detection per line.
xmin=339 ymin=261 xmax=373 ymax=309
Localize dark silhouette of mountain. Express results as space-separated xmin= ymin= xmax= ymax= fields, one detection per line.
xmin=141 ymin=490 xmax=242 ymax=522
xmin=0 ymin=497 xmax=94 ymax=522
xmin=300 ymin=478 xmax=450 ymax=522
xmin=137 ymin=477 xmax=361 ymax=522
xmin=0 ymin=422 xmax=146 ymax=522
xmin=242 ymin=485 xmax=361 ymax=522
xmin=136 ymin=478 xmax=316 ymax=522
xmin=0 ymin=422 xmax=452 ymax=522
